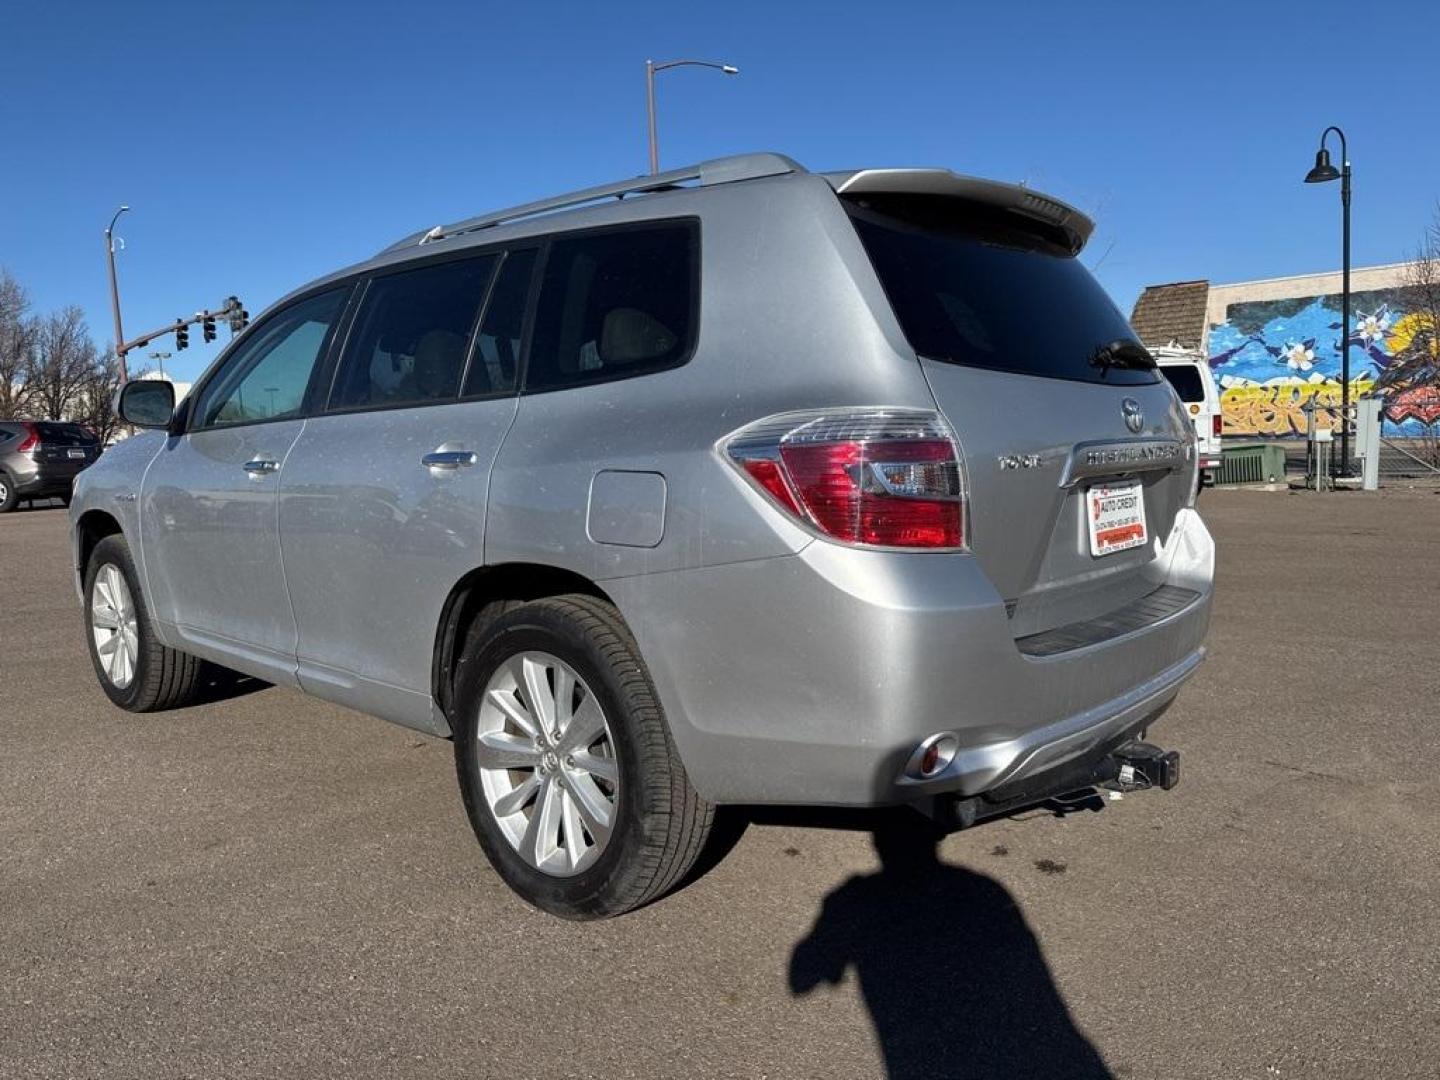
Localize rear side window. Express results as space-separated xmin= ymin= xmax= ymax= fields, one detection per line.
xmin=526 ymin=222 xmax=697 ymax=392
xmin=1159 ymin=365 xmax=1205 ymax=403
xmin=463 ymin=249 xmax=536 ymax=397
xmin=330 ymin=255 xmax=498 ymax=410
xmin=847 ymin=196 xmax=1158 ymax=386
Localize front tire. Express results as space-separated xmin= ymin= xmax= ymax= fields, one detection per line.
xmin=453 ymin=595 xmax=714 ymax=919
xmin=84 ymin=534 xmax=204 ymax=711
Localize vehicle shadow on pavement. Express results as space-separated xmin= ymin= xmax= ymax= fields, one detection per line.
xmin=786 ymin=810 xmax=1112 ymax=1080
xmin=188 ymin=663 xmax=271 ymax=708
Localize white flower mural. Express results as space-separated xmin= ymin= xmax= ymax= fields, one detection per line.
xmin=1355 ymin=306 xmax=1391 ymax=345
xmin=1280 ymin=341 xmax=1315 ymax=372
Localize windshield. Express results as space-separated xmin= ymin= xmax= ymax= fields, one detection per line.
xmin=846 ymin=195 xmax=1158 ymax=386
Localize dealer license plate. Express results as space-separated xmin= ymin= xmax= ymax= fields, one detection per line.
xmin=1087 ymin=481 xmax=1147 ymax=556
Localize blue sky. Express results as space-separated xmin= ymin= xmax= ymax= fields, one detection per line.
xmin=2 ymin=0 xmax=1437 ymax=383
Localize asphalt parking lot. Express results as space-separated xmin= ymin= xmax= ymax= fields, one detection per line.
xmin=2 ymin=488 xmax=1438 ymax=1080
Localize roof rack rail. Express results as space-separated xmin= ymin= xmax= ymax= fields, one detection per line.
xmin=380 ymin=152 xmax=804 ymax=255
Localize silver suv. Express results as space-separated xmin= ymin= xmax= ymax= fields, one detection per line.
xmin=73 ymin=153 xmax=1213 ymax=918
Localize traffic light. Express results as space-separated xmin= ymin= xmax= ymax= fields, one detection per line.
xmin=203 ymin=315 xmax=216 ymax=343
xmin=176 ymin=321 xmax=189 ymax=350
xmin=226 ymin=295 xmax=249 ymax=333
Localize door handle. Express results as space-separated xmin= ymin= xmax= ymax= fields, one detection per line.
xmin=243 ymin=457 xmax=280 ymax=478
xmin=422 ymin=449 xmax=478 ymax=471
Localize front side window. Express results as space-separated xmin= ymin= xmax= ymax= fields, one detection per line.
xmin=194 ymin=288 xmax=349 ymax=428
xmin=329 ymin=255 xmax=498 ymax=411
xmin=526 ymin=222 xmax=696 ymax=392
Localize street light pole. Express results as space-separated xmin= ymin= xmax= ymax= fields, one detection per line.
xmin=645 ymin=58 xmax=739 ymax=174
xmin=1304 ymin=127 xmax=1352 ymax=474
xmin=105 ymin=205 xmax=131 ymax=385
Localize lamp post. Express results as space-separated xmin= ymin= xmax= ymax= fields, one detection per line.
xmin=1304 ymin=127 xmax=1352 ymax=475
xmin=105 ymin=205 xmax=131 ymax=385
xmin=645 ymin=58 xmax=739 ymax=174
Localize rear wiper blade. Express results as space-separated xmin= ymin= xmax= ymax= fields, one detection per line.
xmin=1089 ymin=339 xmax=1156 ymax=376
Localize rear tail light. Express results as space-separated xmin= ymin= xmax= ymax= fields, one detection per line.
xmin=722 ymin=409 xmax=968 ymax=550
xmin=15 ymin=421 xmax=39 ymax=455
xmin=1212 ymin=414 xmax=1223 ymax=438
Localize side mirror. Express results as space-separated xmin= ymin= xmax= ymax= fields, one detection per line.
xmin=116 ymin=379 xmax=176 ymax=429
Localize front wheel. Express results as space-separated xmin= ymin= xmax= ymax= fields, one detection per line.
xmin=452 ymin=595 xmax=713 ymax=919
xmin=84 ymin=534 xmax=205 ymax=711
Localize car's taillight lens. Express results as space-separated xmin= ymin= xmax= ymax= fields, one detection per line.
xmin=722 ymin=409 xmax=967 ymax=550
xmin=15 ymin=421 xmax=39 ymax=455
xmin=1212 ymin=414 xmax=1222 ymax=438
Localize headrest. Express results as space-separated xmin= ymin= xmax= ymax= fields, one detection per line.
xmin=600 ymin=308 xmax=676 ymax=366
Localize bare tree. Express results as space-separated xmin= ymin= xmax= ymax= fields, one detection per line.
xmin=1378 ymin=206 xmax=1440 ymax=465
xmin=27 ymin=306 xmax=99 ymax=421
xmin=0 ymin=268 xmax=35 ymax=419
xmin=73 ymin=348 xmax=125 ymax=444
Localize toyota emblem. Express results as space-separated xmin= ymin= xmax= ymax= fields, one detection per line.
xmin=1121 ymin=398 xmax=1144 ymax=434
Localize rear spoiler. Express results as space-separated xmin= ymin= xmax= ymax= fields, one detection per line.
xmin=823 ymin=168 xmax=1094 ymax=255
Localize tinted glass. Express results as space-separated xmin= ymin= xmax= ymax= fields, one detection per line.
xmin=847 ymin=196 xmax=1158 ymax=386
xmin=196 ymin=288 xmax=348 ymax=427
xmin=1160 ymin=365 xmax=1205 ymax=402
xmin=330 ymin=256 xmax=498 ymax=410
xmin=526 ymin=223 xmax=695 ymax=392
xmin=463 ymin=249 xmax=535 ymax=397
xmin=36 ymin=422 xmax=97 ymax=445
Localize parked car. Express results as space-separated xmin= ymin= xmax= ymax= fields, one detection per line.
xmin=0 ymin=420 xmax=101 ymax=513
xmin=71 ymin=153 xmax=1213 ymax=918
xmin=1155 ymin=346 xmax=1223 ymax=488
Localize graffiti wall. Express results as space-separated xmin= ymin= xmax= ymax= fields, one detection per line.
xmin=1207 ymin=287 xmax=1439 ymax=437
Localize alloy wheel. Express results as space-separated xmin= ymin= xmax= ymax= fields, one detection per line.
xmin=475 ymin=651 xmax=619 ymax=876
xmin=91 ymin=564 xmax=139 ymax=689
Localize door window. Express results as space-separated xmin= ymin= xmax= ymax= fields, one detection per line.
xmin=329 ymin=256 xmax=498 ymax=410
xmin=526 ymin=223 xmax=697 ymax=392
xmin=462 ymin=248 xmax=536 ymax=397
xmin=194 ymin=288 xmax=349 ymax=428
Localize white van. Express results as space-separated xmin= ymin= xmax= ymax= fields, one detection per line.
xmin=1155 ymin=345 xmax=1222 ymax=487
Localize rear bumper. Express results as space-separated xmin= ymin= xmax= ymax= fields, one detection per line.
xmin=12 ymin=463 xmax=84 ymax=495
xmin=605 ymin=508 xmax=1214 ymax=806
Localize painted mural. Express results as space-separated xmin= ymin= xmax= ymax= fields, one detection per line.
xmin=1207 ymin=286 xmax=1439 ymax=437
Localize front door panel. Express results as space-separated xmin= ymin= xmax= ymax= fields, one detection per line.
xmin=140 ymin=422 xmax=305 ymax=683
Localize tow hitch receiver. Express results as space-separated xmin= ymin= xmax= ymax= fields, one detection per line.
xmin=1106 ymin=740 xmax=1181 ymax=792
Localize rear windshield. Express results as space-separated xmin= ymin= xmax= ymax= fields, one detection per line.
xmin=1159 ymin=364 xmax=1205 ymax=402
xmin=846 ymin=195 xmax=1158 ymax=386
xmin=36 ymin=422 xmax=96 ymax=445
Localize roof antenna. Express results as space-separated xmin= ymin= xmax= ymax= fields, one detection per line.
xmin=418 ymin=225 xmax=445 ymax=245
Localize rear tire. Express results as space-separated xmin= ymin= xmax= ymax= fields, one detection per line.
xmin=0 ymin=475 xmax=17 ymax=513
xmin=84 ymin=534 xmax=205 ymax=711
xmin=453 ymin=594 xmax=714 ymax=919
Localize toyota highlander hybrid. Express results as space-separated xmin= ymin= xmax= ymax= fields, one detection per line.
xmin=71 ymin=153 xmax=1213 ymax=918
